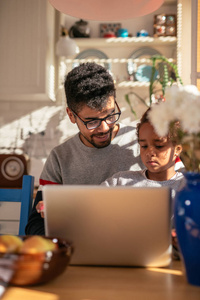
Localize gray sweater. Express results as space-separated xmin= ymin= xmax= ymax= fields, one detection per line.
xmin=39 ymin=123 xmax=144 ymax=186
xmin=102 ymin=169 xmax=185 ymax=200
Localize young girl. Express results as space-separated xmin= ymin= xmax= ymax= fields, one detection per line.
xmin=102 ymin=107 xmax=186 ymax=259
xmin=102 ymin=108 xmax=186 ymax=206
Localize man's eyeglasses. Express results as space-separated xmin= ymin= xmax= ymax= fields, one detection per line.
xmin=71 ymin=101 xmax=121 ymax=130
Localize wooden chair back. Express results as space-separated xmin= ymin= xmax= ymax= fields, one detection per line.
xmin=0 ymin=175 xmax=34 ymax=235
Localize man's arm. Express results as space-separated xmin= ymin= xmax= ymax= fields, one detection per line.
xmin=25 ymin=191 xmax=45 ymax=235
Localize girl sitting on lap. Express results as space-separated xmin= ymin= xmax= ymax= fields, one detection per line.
xmin=102 ymin=107 xmax=186 ymax=216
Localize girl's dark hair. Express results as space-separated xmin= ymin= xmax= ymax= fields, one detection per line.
xmin=136 ymin=108 xmax=150 ymax=138
xmin=64 ymin=62 xmax=116 ymax=113
xmin=137 ymin=107 xmax=180 ymax=145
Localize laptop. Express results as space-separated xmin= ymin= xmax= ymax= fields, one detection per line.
xmin=43 ymin=185 xmax=172 ymax=267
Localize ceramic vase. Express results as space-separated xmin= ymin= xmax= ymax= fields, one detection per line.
xmin=174 ymin=172 xmax=200 ymax=286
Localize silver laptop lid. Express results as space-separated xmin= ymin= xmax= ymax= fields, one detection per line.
xmin=43 ymin=185 xmax=172 ymax=267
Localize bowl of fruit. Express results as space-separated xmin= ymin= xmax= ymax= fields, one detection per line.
xmin=0 ymin=235 xmax=74 ymax=286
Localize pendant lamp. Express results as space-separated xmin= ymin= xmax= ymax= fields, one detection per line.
xmin=48 ymin=0 xmax=164 ymax=21
xmin=56 ymin=28 xmax=79 ymax=57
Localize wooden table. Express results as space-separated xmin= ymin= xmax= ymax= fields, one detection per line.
xmin=2 ymin=261 xmax=200 ymax=300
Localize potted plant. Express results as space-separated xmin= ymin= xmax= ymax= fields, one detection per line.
xmin=125 ymin=55 xmax=183 ymax=117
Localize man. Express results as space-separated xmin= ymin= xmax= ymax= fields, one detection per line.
xmin=25 ymin=62 xmax=181 ymax=235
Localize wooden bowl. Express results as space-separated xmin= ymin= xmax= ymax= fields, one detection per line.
xmin=0 ymin=236 xmax=74 ymax=286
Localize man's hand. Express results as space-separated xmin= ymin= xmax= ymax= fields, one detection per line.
xmin=36 ymin=201 xmax=45 ymax=218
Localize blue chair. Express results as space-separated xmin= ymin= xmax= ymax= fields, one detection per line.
xmin=0 ymin=175 xmax=34 ymax=235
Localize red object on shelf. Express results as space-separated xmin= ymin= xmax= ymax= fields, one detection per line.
xmin=103 ymin=32 xmax=116 ymax=38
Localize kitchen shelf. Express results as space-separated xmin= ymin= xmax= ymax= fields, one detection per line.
xmin=65 ymin=58 xmax=175 ymax=64
xmin=116 ymin=79 xmax=174 ymax=89
xmin=117 ymin=81 xmax=151 ymax=88
xmin=74 ymin=36 xmax=177 ymax=48
xmin=58 ymin=36 xmax=177 ymax=93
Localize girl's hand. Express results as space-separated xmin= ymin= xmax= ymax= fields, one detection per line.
xmin=171 ymin=229 xmax=180 ymax=260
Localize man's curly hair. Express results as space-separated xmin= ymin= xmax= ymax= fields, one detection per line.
xmin=64 ymin=62 xmax=116 ymax=113
xmin=137 ymin=107 xmax=180 ymax=146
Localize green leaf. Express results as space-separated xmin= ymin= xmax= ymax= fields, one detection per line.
xmin=125 ymin=94 xmax=137 ymax=117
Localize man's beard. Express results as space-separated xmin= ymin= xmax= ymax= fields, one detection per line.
xmin=80 ymin=127 xmax=114 ymax=148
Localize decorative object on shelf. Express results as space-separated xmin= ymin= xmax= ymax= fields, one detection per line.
xmin=127 ymin=47 xmax=161 ymax=80
xmin=69 ymin=19 xmax=90 ymax=38
xmin=153 ymin=14 xmax=176 ymax=37
xmin=135 ymin=65 xmax=158 ymax=82
xmin=72 ymin=49 xmax=111 ymax=71
xmin=148 ymin=84 xmax=200 ymax=286
xmin=100 ymin=23 xmax=121 ymax=37
xmin=117 ymin=28 xmax=129 ymax=38
xmin=48 ymin=0 xmax=164 ymax=21
xmin=103 ymin=32 xmax=116 ymax=38
xmin=136 ymin=30 xmax=149 ymax=37
xmin=56 ymin=27 xmax=79 ymax=57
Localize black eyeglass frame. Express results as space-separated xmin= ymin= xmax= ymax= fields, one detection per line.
xmin=71 ymin=101 xmax=121 ymax=130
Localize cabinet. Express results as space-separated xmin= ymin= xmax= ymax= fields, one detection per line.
xmin=0 ymin=0 xmax=56 ymax=101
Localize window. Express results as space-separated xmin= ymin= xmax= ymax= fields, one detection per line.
xmin=191 ymin=0 xmax=200 ymax=89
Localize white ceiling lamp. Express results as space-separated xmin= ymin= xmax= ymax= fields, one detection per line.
xmin=56 ymin=28 xmax=80 ymax=57
xmin=48 ymin=0 xmax=164 ymax=21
